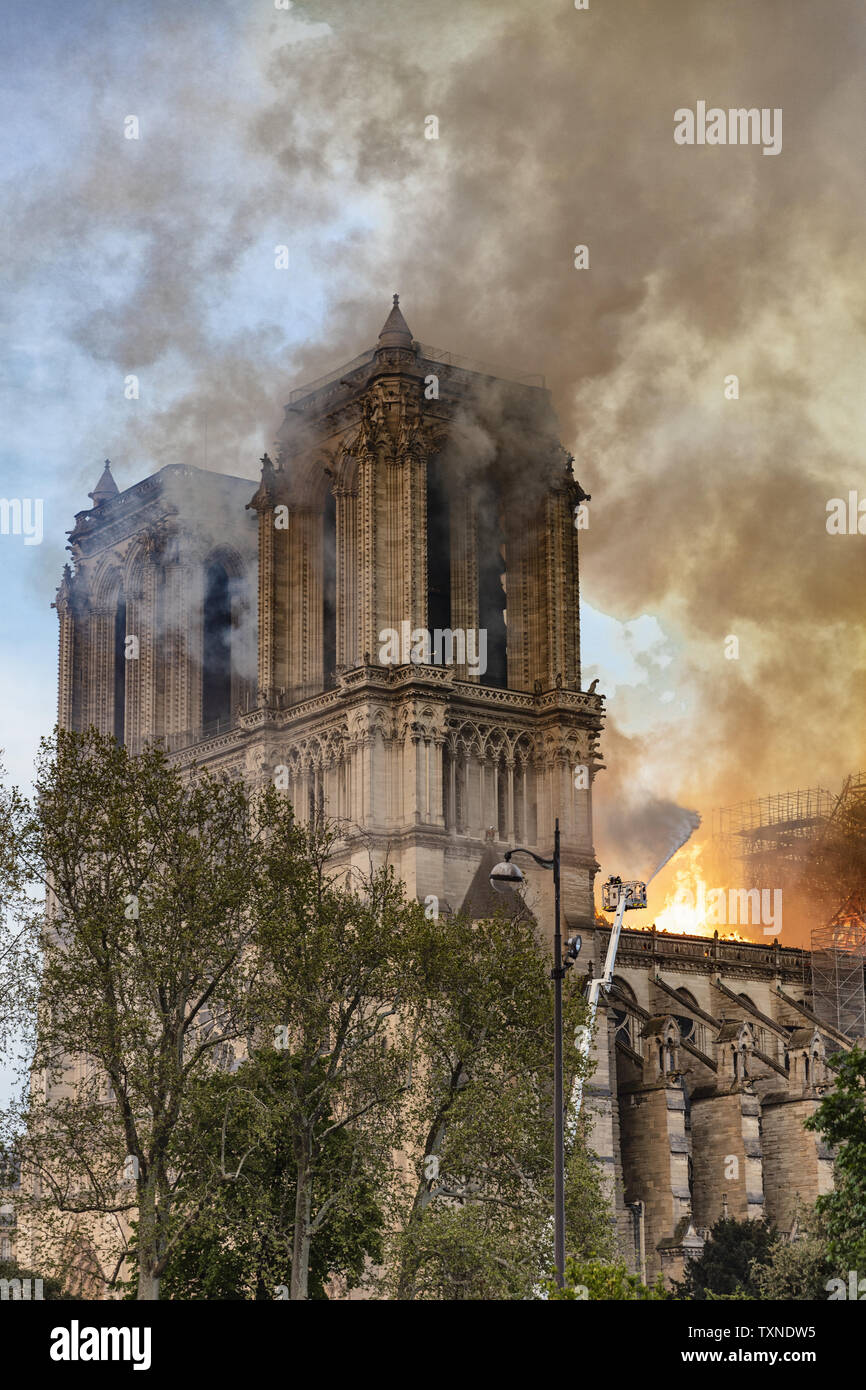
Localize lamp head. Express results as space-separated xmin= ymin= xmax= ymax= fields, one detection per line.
xmin=567 ymin=934 xmax=586 ymax=967
xmin=489 ymin=860 xmax=525 ymax=893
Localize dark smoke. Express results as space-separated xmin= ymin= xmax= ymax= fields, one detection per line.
xmin=7 ymin=0 xmax=865 ymax=943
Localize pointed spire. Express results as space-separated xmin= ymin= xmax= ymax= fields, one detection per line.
xmin=377 ymin=293 xmax=413 ymax=349
xmin=88 ymin=458 xmax=119 ymax=506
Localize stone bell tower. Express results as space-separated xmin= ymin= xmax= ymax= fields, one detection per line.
xmin=242 ymin=297 xmax=605 ymax=931
xmin=55 ymin=298 xmax=605 ymax=931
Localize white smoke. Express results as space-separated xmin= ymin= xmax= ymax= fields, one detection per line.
xmin=647 ymin=804 xmax=702 ymax=883
xmin=599 ymin=791 xmax=701 ymax=884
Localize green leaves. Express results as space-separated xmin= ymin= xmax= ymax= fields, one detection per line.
xmin=674 ymin=1218 xmax=777 ymax=1300
xmin=125 ymin=1051 xmax=384 ymax=1300
xmin=545 ymin=1257 xmax=668 ymax=1301
xmin=389 ymin=907 xmax=613 ymax=1299
xmin=805 ymin=1044 xmax=866 ymax=1271
xmin=9 ymin=728 xmax=260 ymax=1299
xmin=3 ymin=731 xmax=615 ymax=1301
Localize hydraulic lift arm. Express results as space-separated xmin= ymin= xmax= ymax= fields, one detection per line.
xmin=569 ymin=877 xmax=647 ymax=1129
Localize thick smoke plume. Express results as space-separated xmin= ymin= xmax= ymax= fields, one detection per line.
xmin=599 ymin=792 xmax=701 ymax=887
xmin=6 ymin=0 xmax=866 ymax=944
xmin=648 ymin=807 xmax=702 ymax=885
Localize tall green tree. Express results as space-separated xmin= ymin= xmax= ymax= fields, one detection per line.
xmin=805 ymin=1044 xmax=866 ymax=1272
xmin=749 ymin=1204 xmax=836 ymax=1300
xmin=673 ymin=1217 xmax=776 ymax=1300
xmin=5 ymin=735 xmax=618 ymax=1303
xmin=7 ymin=728 xmax=258 ymax=1300
xmin=0 ymin=755 xmax=39 ymax=1063
xmin=123 ymin=1050 xmax=384 ymax=1299
xmin=387 ymin=907 xmax=614 ymax=1300
xmin=248 ymin=791 xmax=425 ymax=1300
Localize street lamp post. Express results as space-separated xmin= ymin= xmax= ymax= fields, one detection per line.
xmin=490 ymin=816 xmax=580 ymax=1289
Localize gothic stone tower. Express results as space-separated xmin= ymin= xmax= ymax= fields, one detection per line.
xmin=55 ymin=462 xmax=258 ymax=754
xmin=242 ymin=297 xmax=603 ymax=930
xmin=55 ymin=299 xmax=604 ymax=934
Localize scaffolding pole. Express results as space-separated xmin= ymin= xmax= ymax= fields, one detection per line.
xmin=810 ymin=914 xmax=866 ymax=1039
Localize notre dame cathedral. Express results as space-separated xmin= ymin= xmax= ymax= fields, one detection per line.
xmin=55 ymin=296 xmax=601 ymax=927
xmin=54 ymin=298 xmax=849 ymax=1284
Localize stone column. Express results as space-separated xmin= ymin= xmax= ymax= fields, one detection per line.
xmin=125 ymin=580 xmax=145 ymax=752
xmin=335 ymin=487 xmax=358 ymax=670
xmin=53 ymin=568 xmax=77 ymax=731
xmin=162 ymin=548 xmax=203 ymax=739
xmin=403 ymin=448 xmax=427 ymax=637
xmin=287 ymin=508 xmax=323 ymax=703
xmin=257 ymin=504 xmax=275 ymax=702
xmin=691 ymin=1086 xmax=765 ymax=1229
xmin=86 ymin=606 xmax=114 ymax=735
xmin=449 ymin=746 xmax=457 ymax=830
xmin=357 ymin=450 xmax=378 ymax=664
xmin=385 ymin=458 xmax=403 ymax=636
xmin=450 ymin=488 xmax=479 ymax=682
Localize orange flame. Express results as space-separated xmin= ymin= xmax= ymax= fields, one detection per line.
xmin=629 ymin=844 xmax=749 ymax=941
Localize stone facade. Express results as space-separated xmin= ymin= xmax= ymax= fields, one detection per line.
xmin=54 ymin=299 xmax=848 ymax=1289
xmin=594 ymin=924 xmax=847 ymax=1282
xmin=56 ymin=298 xmax=603 ymax=934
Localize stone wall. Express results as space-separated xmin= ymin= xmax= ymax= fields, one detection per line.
xmin=583 ymin=925 xmax=849 ymax=1284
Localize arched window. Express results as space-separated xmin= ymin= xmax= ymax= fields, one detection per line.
xmin=496 ymin=758 xmax=508 ymax=840
xmin=202 ymin=561 xmax=232 ymax=728
xmin=513 ymin=761 xmax=524 ymax=841
xmin=323 ymin=490 xmax=337 ymax=689
xmin=113 ymin=596 xmax=127 ymax=744
xmin=737 ymin=995 xmax=765 ymax=1051
xmin=673 ymin=988 xmax=699 ymax=1048
xmin=611 ymin=977 xmax=638 ymax=1050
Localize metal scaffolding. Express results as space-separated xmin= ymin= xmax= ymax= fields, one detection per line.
xmin=811 ymin=908 xmax=866 ymax=1038
xmin=712 ymin=787 xmax=836 ymax=882
xmin=711 ymin=774 xmax=866 ymax=951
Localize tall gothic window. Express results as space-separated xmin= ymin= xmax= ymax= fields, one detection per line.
xmin=611 ymin=977 xmax=638 ymax=1050
xmin=113 ymin=597 xmax=127 ymax=744
xmin=514 ymin=761 xmax=524 ymax=841
xmin=496 ymin=758 xmax=507 ymax=840
xmin=323 ymin=490 xmax=337 ymax=689
xmin=426 ymin=457 xmax=451 ymax=633
xmin=202 ymin=561 xmax=231 ymax=728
